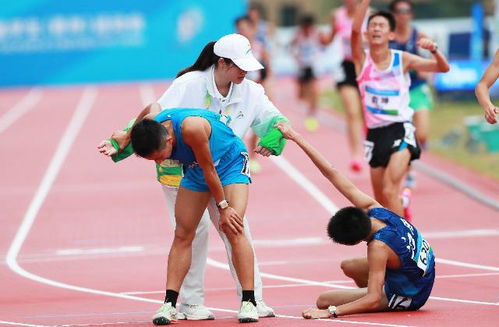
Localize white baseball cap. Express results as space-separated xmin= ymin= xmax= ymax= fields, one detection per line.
xmin=214 ymin=34 xmax=264 ymax=72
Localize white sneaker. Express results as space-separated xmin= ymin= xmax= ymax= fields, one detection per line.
xmin=152 ymin=302 xmax=177 ymax=325
xmin=256 ymin=300 xmax=275 ymax=317
xmin=238 ymin=301 xmax=259 ymax=323
xmin=178 ymin=303 xmax=215 ymax=320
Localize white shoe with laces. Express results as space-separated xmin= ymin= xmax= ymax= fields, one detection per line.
xmin=178 ymin=303 xmax=215 ymax=320
xmin=152 ymin=302 xmax=177 ymax=325
xmin=256 ymin=300 xmax=275 ymax=317
xmin=238 ymin=301 xmax=259 ymax=323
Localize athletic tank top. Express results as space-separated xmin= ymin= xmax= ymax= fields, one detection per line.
xmin=389 ymin=28 xmax=426 ymax=89
xmin=154 ymin=109 xmax=241 ymax=168
xmin=357 ymin=49 xmax=413 ymax=129
xmin=369 ymin=207 xmax=435 ymax=297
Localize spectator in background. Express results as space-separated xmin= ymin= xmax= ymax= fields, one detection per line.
xmin=290 ymin=15 xmax=331 ymax=132
xmin=476 ymin=49 xmax=499 ymax=124
xmin=248 ymin=4 xmax=271 ymax=50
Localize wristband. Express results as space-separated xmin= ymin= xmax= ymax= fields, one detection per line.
xmin=328 ymin=305 xmax=338 ymax=318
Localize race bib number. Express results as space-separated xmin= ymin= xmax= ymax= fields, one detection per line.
xmin=364 ymin=140 xmax=374 ymax=163
xmin=403 ymin=122 xmax=417 ymax=147
xmin=241 ymin=152 xmax=251 ymax=177
xmin=416 ymin=238 xmax=431 ymax=275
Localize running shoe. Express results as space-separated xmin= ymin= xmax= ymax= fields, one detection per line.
xmin=304 ymin=116 xmax=319 ymax=132
xmin=238 ymin=301 xmax=259 ymax=323
xmin=178 ymin=303 xmax=215 ymax=320
xmin=152 ymin=302 xmax=177 ymax=325
xmin=401 ymin=187 xmax=413 ymax=222
xmin=256 ymin=300 xmax=275 ymax=317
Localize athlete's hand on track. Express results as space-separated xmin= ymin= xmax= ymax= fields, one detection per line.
xmin=302 ymin=308 xmax=332 ymax=319
xmin=275 ymin=122 xmax=299 ymax=141
xmin=417 ymin=38 xmax=438 ymax=52
xmin=254 ymin=145 xmax=272 ymax=157
xmin=219 ymin=207 xmax=244 ymax=234
xmin=484 ymin=104 xmax=498 ymax=124
xmin=97 ymin=140 xmax=117 ymax=156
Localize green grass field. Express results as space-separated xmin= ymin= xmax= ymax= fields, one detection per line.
xmin=321 ymin=91 xmax=499 ymax=181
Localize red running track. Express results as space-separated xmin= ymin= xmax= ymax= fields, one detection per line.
xmin=1 ymin=80 xmax=498 ymax=327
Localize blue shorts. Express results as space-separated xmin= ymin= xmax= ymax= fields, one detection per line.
xmin=385 ymin=269 xmax=435 ymax=311
xmin=180 ymin=144 xmax=251 ymax=192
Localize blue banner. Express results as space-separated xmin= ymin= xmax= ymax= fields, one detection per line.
xmin=434 ymin=60 xmax=499 ymax=95
xmin=0 ymin=0 xmax=246 ymax=87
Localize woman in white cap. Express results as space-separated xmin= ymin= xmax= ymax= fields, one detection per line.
xmin=99 ymin=33 xmax=287 ymax=324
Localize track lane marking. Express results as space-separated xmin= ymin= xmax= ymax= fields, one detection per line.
xmin=0 ymin=88 xmax=42 ymax=133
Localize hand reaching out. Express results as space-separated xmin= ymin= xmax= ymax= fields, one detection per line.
xmin=274 ymin=122 xmax=300 ymax=141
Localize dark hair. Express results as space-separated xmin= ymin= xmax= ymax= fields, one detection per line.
xmin=235 ymin=15 xmax=254 ymax=27
xmin=176 ymin=41 xmax=233 ymax=78
xmin=300 ymin=15 xmax=315 ymax=27
xmin=130 ymin=119 xmax=168 ymax=158
xmin=327 ymin=207 xmax=372 ymax=245
xmin=367 ymin=11 xmax=396 ymax=32
xmin=389 ymin=0 xmax=414 ymax=12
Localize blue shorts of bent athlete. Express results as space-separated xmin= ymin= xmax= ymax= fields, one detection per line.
xmin=384 ymin=269 xmax=435 ymax=311
xmin=180 ymin=144 xmax=251 ymax=192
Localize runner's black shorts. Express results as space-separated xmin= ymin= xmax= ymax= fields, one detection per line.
xmin=298 ymin=66 xmax=315 ymax=83
xmin=364 ymin=122 xmax=421 ymax=168
xmin=335 ymin=60 xmax=358 ymax=89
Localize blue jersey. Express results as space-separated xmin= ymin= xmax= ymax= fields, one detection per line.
xmin=154 ymin=108 xmax=245 ymax=169
xmin=389 ymin=28 xmax=426 ymax=89
xmin=369 ymin=207 xmax=435 ymax=303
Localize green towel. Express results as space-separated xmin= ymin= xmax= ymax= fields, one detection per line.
xmin=257 ymin=116 xmax=289 ymax=156
xmin=110 ymin=119 xmax=136 ymax=163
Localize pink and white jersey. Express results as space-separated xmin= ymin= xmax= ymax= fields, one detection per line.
xmin=357 ymin=49 xmax=413 ymax=129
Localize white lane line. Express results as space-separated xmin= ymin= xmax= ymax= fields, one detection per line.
xmin=0 ymin=88 xmax=42 ymax=133
xmin=207 ymin=257 xmax=499 ymax=307
xmin=436 ymin=272 xmax=499 ymax=279
xmin=253 ymin=237 xmax=325 ymax=247
xmin=121 ymin=271 xmax=499 ymax=296
xmin=3 ymin=87 xmax=168 ymax=305
xmin=429 ymin=296 xmax=499 ymax=306
xmin=270 ymin=156 xmax=339 ymax=214
xmin=424 ymin=229 xmax=499 ymax=239
xmin=208 ymin=258 xmax=361 ymax=290
xmin=0 ymin=321 xmax=49 ymax=327
xmin=56 ymin=246 xmax=143 ymax=256
xmin=436 ymin=258 xmax=499 ymax=272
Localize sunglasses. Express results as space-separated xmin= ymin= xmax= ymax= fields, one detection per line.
xmin=394 ymin=8 xmax=412 ymax=14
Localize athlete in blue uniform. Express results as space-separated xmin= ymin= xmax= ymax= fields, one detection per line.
xmin=275 ymin=122 xmax=435 ymax=319
xmin=127 ymin=105 xmax=259 ymax=324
